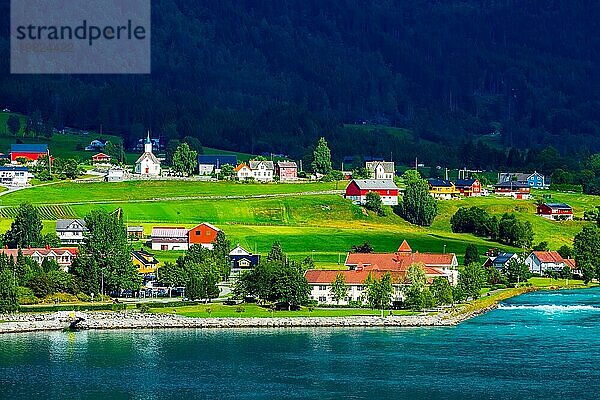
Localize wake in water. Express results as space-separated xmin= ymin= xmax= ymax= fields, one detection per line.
xmin=498 ymin=304 xmax=600 ymax=313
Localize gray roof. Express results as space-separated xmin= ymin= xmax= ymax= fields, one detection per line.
xmin=56 ymin=219 xmax=87 ymax=232
xmin=365 ymin=161 xmax=395 ymax=173
xmin=135 ymin=152 xmax=160 ymax=165
xmin=249 ymin=160 xmax=274 ymax=170
xmin=276 ymin=161 xmax=297 ymax=168
xmin=350 ymin=179 xmax=398 ymax=190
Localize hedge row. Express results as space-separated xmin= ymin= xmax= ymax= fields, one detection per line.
xmin=19 ymin=303 xmax=127 ymax=313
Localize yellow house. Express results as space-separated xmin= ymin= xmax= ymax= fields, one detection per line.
xmin=427 ymin=179 xmax=460 ymax=200
xmin=132 ymin=249 xmax=159 ymax=275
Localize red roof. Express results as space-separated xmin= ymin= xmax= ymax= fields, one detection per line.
xmin=305 ymin=269 xmax=407 ymax=284
xmin=0 ymin=247 xmax=78 ymax=258
xmin=345 ymin=252 xmax=456 ymax=270
xmin=564 ymin=258 xmax=578 ymax=270
xmin=533 ymin=251 xmax=564 ymax=264
xmin=397 ymin=240 xmax=412 ymax=253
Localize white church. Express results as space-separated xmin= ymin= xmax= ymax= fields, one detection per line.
xmin=135 ymin=132 xmax=161 ymax=176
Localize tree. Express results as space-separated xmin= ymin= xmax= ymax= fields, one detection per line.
xmin=43 ymin=233 xmax=62 ymax=248
xmin=6 ymin=115 xmax=20 ymax=136
xmin=189 ymin=259 xmax=221 ymax=302
xmin=212 ymin=231 xmax=231 ymax=279
xmin=234 ymin=242 xmax=308 ymax=309
xmin=400 ymin=170 xmax=437 ymax=226
xmin=158 ymin=261 xmax=187 ymax=288
xmin=558 ymin=245 xmax=573 ymax=259
xmin=71 ymin=210 xmax=141 ymax=296
xmin=27 ymin=274 xmax=53 ymax=298
xmin=498 ymin=214 xmax=534 ymax=248
xmin=165 ymin=139 xmax=181 ymax=165
xmin=330 ymin=273 xmax=349 ymax=304
xmin=311 ymin=137 xmax=332 ymax=175
xmin=0 ymin=270 xmax=18 ymax=313
xmin=573 ymin=225 xmax=600 ymax=284
xmin=182 ymin=136 xmax=203 ymax=155
xmin=104 ymin=141 xmax=125 ymax=164
xmin=532 ymin=241 xmax=549 ymax=251
xmin=364 ymin=272 xmax=393 ymax=314
xmin=503 ymin=258 xmax=531 ymax=284
xmin=219 ymin=164 xmax=235 ymax=179
xmin=560 ymin=265 xmax=573 ymax=280
xmin=463 ymin=244 xmax=480 ymax=266
xmin=350 ymin=242 xmax=374 ymax=253
xmin=4 ymin=203 xmax=43 ymax=248
xmin=403 ymin=263 xmax=428 ymax=311
xmin=430 ymin=277 xmax=453 ymax=305
xmin=459 ymin=263 xmax=486 ymax=300
xmin=267 ymin=241 xmax=285 ymax=263
xmin=172 ymin=142 xmax=198 ymax=176
xmin=365 ymin=191 xmax=385 ymax=216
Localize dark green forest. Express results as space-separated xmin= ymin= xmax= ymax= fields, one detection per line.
xmin=1 ymin=0 xmax=600 ymax=172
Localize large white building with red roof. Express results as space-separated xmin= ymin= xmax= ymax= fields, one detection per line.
xmin=305 ymin=240 xmax=459 ymax=305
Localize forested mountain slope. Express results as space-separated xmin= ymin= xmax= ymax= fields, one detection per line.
xmin=1 ymin=0 xmax=599 ymax=167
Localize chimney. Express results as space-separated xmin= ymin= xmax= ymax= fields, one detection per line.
xmin=28 ymin=245 xmax=31 ymax=249
xmin=46 ymin=244 xmax=50 ymax=250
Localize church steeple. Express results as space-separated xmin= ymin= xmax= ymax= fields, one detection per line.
xmin=144 ymin=131 xmax=153 ymax=153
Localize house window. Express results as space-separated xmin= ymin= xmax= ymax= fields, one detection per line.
xmin=196 ymin=230 xmax=200 ymax=235
xmin=318 ymin=296 xmax=327 ymax=302
xmin=319 ymin=285 xmax=327 ymax=291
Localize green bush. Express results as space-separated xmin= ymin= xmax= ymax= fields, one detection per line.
xmin=41 ymin=293 xmax=80 ymax=304
xmin=76 ymin=293 xmax=91 ymax=302
xmin=19 ymin=303 xmax=126 ymax=313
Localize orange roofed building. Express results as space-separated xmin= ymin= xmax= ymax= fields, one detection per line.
xmin=305 ymin=240 xmax=459 ymax=306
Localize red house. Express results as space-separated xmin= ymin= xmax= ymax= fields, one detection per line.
xmin=10 ymin=144 xmax=49 ymax=162
xmin=345 ymin=179 xmax=399 ymax=206
xmin=92 ymin=153 xmax=111 ymax=164
xmin=188 ymin=222 xmax=220 ymax=250
xmin=276 ymin=161 xmax=298 ymax=181
xmin=537 ymin=203 xmax=573 ymax=221
xmin=454 ymin=178 xmax=482 ymax=197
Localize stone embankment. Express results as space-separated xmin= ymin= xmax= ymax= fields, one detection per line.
xmin=0 ymin=311 xmax=460 ymax=334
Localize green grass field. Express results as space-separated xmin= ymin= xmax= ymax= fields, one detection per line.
xmin=149 ymin=303 xmax=417 ymax=318
xmin=0 ymin=178 xmax=596 ymax=268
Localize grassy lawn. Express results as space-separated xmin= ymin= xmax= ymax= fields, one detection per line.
xmin=0 ymin=177 xmax=595 ymax=268
xmin=528 ymin=277 xmax=592 ymax=289
xmin=150 ymin=303 xmax=418 ymax=318
xmin=0 ymin=180 xmax=340 ymax=206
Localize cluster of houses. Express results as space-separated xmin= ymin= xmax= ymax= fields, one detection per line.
xmin=484 ymin=249 xmax=581 ymax=278
xmin=305 ymin=240 xmax=459 ymax=306
xmin=8 ymin=218 xmax=261 ymax=283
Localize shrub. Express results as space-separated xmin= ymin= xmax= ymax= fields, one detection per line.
xmin=235 ymin=306 xmax=245 ymax=313
xmin=76 ymin=292 xmax=91 ymax=302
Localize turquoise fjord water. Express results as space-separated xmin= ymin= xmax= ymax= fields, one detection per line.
xmin=2 ymin=289 xmax=600 ymax=400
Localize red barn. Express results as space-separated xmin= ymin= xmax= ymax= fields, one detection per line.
xmin=454 ymin=178 xmax=482 ymax=197
xmin=188 ymin=222 xmax=220 ymax=250
xmin=345 ymin=179 xmax=398 ymax=206
xmin=10 ymin=144 xmax=49 ymax=162
xmin=537 ymin=203 xmax=573 ymax=220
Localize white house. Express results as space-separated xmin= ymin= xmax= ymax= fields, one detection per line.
xmin=105 ymin=166 xmax=126 ymax=182
xmin=151 ymin=227 xmax=189 ymax=251
xmin=55 ymin=219 xmax=88 ymax=245
xmin=365 ymin=161 xmax=395 ymax=180
xmin=525 ymin=251 xmax=579 ymax=276
xmin=0 ymin=165 xmax=30 ymax=187
xmin=234 ymin=163 xmax=253 ymax=180
xmin=135 ymin=133 xmax=161 ymax=176
xmin=249 ymin=160 xmax=275 ymax=182
xmin=229 ymin=244 xmax=260 ymax=278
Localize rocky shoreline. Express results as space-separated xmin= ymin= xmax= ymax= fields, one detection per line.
xmin=0 ymin=310 xmax=477 ymax=334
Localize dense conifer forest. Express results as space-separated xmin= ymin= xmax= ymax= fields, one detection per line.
xmin=1 ymin=0 xmax=599 ymax=173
